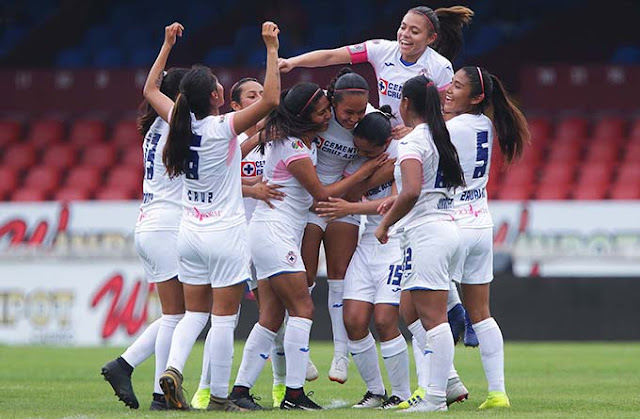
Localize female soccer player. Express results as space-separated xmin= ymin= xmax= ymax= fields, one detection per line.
xmin=101 ymin=67 xmax=188 ymax=411
xmin=443 ymin=66 xmax=528 ymax=409
xmin=142 ymin=21 xmax=282 ymax=411
xmin=229 ymin=82 xmax=386 ymax=410
xmin=375 ymin=75 xmax=465 ymax=412
xmin=315 ymin=106 xmax=411 ymax=409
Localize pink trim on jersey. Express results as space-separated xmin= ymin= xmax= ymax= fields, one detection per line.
xmin=347 ymin=43 xmax=368 ymax=64
xmin=284 ymin=153 xmax=310 ymax=166
xmin=227 ymin=135 xmax=238 ymax=166
xmin=398 ymin=154 xmax=423 ymax=163
xmin=272 ymin=159 xmax=293 ymax=181
xmin=227 ymin=112 xmax=237 ymax=137
xmin=438 ymin=82 xmax=452 ymax=92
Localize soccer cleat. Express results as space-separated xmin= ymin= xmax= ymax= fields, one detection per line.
xmin=190 ymin=387 xmax=211 ymax=410
xmin=229 ymin=386 xmax=263 ymax=411
xmin=397 ymin=387 xmax=425 ymax=409
xmin=463 ymin=312 xmax=479 ymax=347
xmin=101 ymin=358 xmax=139 ymax=409
xmin=478 ymin=391 xmax=510 ymax=409
xmin=207 ymin=395 xmax=248 ymax=412
xmin=328 ymin=355 xmax=349 ymax=384
xmin=447 ymin=303 xmax=466 ymax=344
xmin=446 ymin=377 xmax=469 ymax=406
xmin=402 ymin=399 xmax=447 ymax=412
xmin=306 ymin=359 xmax=319 ymax=381
xmin=149 ymin=394 xmax=168 ymax=411
xmin=158 ymin=367 xmax=189 ymax=410
xmin=380 ymin=395 xmax=404 ymax=409
xmin=280 ymin=389 xmax=323 ymax=410
xmin=272 ymin=383 xmax=286 ymax=408
xmin=352 ymin=391 xmax=387 ymax=408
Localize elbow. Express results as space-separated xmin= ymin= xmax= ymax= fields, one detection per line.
xmin=403 ymin=189 xmax=420 ymax=203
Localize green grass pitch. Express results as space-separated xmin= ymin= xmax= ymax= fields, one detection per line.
xmin=1 ymin=341 xmax=640 ymax=417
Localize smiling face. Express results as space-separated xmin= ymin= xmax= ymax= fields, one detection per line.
xmin=333 ymin=94 xmax=368 ymax=130
xmin=396 ymin=11 xmax=437 ymax=62
xmin=444 ymin=69 xmax=484 ymax=115
xmin=231 ymin=80 xmax=263 ymax=110
xmin=309 ymin=95 xmax=332 ymax=132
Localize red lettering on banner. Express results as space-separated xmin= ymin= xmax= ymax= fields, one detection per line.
xmin=90 ymin=274 xmax=155 ymax=339
xmin=0 ymin=204 xmax=69 ymax=247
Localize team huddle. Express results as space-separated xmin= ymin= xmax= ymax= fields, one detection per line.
xmin=100 ymin=4 xmax=529 ymax=413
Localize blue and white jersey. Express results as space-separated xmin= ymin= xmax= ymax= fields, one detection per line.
xmin=136 ymin=116 xmax=182 ymax=232
xmin=447 ymin=113 xmax=494 ymax=228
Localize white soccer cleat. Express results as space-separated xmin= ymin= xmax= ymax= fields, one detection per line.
xmin=352 ymin=391 xmax=387 ymax=408
xmin=328 ymin=356 xmax=349 ymax=384
xmin=402 ymin=399 xmax=447 ymax=413
xmin=305 ymin=359 xmax=319 ymax=381
xmin=446 ymin=376 xmax=469 ymax=405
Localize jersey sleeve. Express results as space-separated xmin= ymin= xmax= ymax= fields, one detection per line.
xmin=282 ymin=138 xmax=312 ymax=166
xmin=397 ymin=138 xmax=425 ymax=164
xmin=202 ymin=112 xmax=237 ymax=144
xmin=433 ymin=60 xmax=455 ymax=91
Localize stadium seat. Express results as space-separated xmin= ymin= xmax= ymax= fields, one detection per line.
xmin=535 ymin=182 xmax=571 ymax=200
xmin=584 ymin=138 xmax=622 ymax=163
xmin=0 ymin=167 xmax=18 ymax=200
xmin=26 ymin=119 xmax=64 ymax=146
xmin=629 ymin=118 xmax=640 ymax=140
xmin=616 ymin=163 xmax=640 ymax=183
xmin=95 ymin=187 xmax=135 ymax=200
xmin=64 ymin=166 xmax=102 ymax=191
xmin=2 ymin=144 xmax=37 ymax=171
xmin=0 ymin=120 xmax=22 ymax=147
xmin=576 ymin=163 xmax=613 ymax=187
xmin=80 ymin=143 xmax=117 ymax=169
xmin=41 ymin=143 xmax=78 ymax=170
xmin=610 ymin=183 xmax=640 ymax=200
xmin=54 ymin=187 xmax=93 ymax=202
xmin=111 ymin=119 xmax=140 ymax=148
xmin=555 ymin=116 xmax=588 ymax=140
xmin=501 ymin=164 xmax=536 ymax=187
xmin=547 ymin=142 xmax=581 ymax=163
xmin=593 ymin=116 xmax=626 ymax=139
xmin=572 ymin=183 xmax=608 ymax=200
xmin=104 ymin=166 xmax=141 ymax=192
xmin=120 ymin=145 xmax=144 ymax=169
xmin=23 ymin=166 xmax=61 ymax=194
xmin=69 ymin=119 xmax=106 ymax=146
xmin=526 ymin=117 xmax=552 ymax=143
xmin=497 ymin=183 xmax=533 ymax=200
xmin=12 ymin=189 xmax=48 ymax=202
xmin=538 ymin=162 xmax=575 ymax=185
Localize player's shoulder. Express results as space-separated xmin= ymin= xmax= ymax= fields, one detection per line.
xmin=366 ymin=39 xmax=398 ymax=53
xmin=422 ymin=47 xmax=453 ymax=71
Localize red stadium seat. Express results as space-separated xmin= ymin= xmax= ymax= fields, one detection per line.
xmin=547 ymin=142 xmax=581 ymax=163
xmin=68 ymin=119 xmax=106 ymax=146
xmin=95 ymin=187 xmax=135 ymax=200
xmin=584 ymin=138 xmax=621 ymax=163
xmin=0 ymin=120 xmax=22 ymax=147
xmin=41 ymin=143 xmax=78 ymax=170
xmin=12 ymin=189 xmax=48 ymax=202
xmin=555 ymin=116 xmax=588 ymax=140
xmin=111 ymin=119 xmax=141 ymax=148
xmin=2 ymin=143 xmax=37 ymax=170
xmin=539 ymin=162 xmax=575 ymax=185
xmin=80 ymin=143 xmax=117 ymax=169
xmin=519 ymin=146 xmax=543 ymax=168
xmin=527 ymin=117 xmax=552 ymax=144
xmin=0 ymin=167 xmax=18 ymax=200
xmin=497 ymin=183 xmax=533 ymax=200
xmin=26 ymin=119 xmax=64 ymax=146
xmin=535 ymin=182 xmax=571 ymax=200
xmin=593 ymin=117 xmax=626 ymax=139
xmin=501 ymin=164 xmax=536 ymax=187
xmin=628 ymin=118 xmax=640 ymax=140
xmin=610 ymin=183 xmax=640 ymax=200
xmin=120 ymin=144 xmax=144 ymax=169
xmin=616 ymin=163 xmax=640 ymax=183
xmin=54 ymin=187 xmax=93 ymax=201
xmin=572 ymin=183 xmax=607 ymax=200
xmin=576 ymin=163 xmax=613 ymax=187
xmin=23 ymin=167 xmax=61 ymax=194
xmin=64 ymin=166 xmax=102 ymax=191
xmin=104 ymin=166 xmax=141 ymax=192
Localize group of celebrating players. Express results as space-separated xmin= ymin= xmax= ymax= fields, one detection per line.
xmin=100 ymin=4 xmax=529 ymax=413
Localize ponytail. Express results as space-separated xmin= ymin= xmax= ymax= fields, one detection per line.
xmin=163 ymin=93 xmax=192 ymax=178
xmin=409 ymin=5 xmax=473 ymax=62
xmin=402 ymin=75 xmax=465 ymax=189
xmin=461 ymin=66 xmax=530 ymax=164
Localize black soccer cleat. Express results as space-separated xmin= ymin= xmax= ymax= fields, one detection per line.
xmin=280 ymin=388 xmax=322 ymax=410
xmin=229 ymin=386 xmax=263 ymax=410
xmin=101 ymin=358 xmax=139 ymax=409
xmin=158 ymin=367 xmax=190 ymax=410
xmin=149 ymin=393 xmax=168 ymax=411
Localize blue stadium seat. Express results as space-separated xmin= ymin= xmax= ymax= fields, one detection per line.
xmin=204 ymin=46 xmax=237 ymax=67
xmin=93 ymin=47 xmax=125 ymax=68
xmin=56 ymin=48 xmax=89 ymax=68
xmin=128 ymin=47 xmax=157 ymax=67
xmin=612 ymin=45 xmax=640 ymax=64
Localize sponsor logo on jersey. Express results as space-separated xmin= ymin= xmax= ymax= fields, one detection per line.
xmin=286 ymin=250 xmax=297 ymax=265
xmin=347 ymin=43 xmax=365 ymax=53
xmin=291 ymin=140 xmax=305 ymax=150
xmin=378 ymin=78 xmax=402 ymax=99
xmin=384 ymin=62 xmax=395 ymax=67
xmin=314 ymin=136 xmax=326 ymax=149
xmin=241 ymin=161 xmax=257 ymax=177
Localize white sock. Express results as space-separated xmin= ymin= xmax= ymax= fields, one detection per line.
xmin=327 ymin=280 xmax=348 ymax=359
xmin=380 ymin=335 xmax=411 ymax=400
xmin=166 ymin=311 xmax=209 ymax=373
xmin=447 ymin=282 xmax=461 ymax=312
xmin=198 ymin=327 xmax=213 ymax=390
xmin=349 ymin=333 xmax=385 ymax=395
xmin=154 ymin=314 xmax=183 ymax=394
xmin=271 ymin=324 xmax=286 ymax=386
xmin=121 ymin=318 xmax=161 ymax=368
xmin=284 ymin=317 xmax=312 ymax=389
xmin=474 ymin=317 xmax=505 ymax=393
xmin=208 ymin=314 xmax=237 ymax=398
xmin=425 ymin=322 xmax=454 ymax=404
xmin=234 ymin=323 xmax=276 ymax=388
xmin=408 ymin=320 xmax=428 ymax=389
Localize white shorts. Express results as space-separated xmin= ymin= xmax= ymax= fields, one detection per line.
xmin=307 ymin=211 xmax=361 ymax=232
xmin=134 ymin=230 xmax=179 ymax=283
xmin=451 ymin=227 xmax=493 ymax=284
xmin=400 ymin=221 xmax=460 ymax=291
xmin=343 ymin=235 xmax=403 ymax=305
xmin=250 ymin=221 xmax=306 ymax=279
xmin=177 ymin=224 xmax=251 ymax=288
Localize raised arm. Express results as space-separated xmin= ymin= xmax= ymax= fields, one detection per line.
xmin=143 ymin=22 xmax=183 ymax=122
xmin=278 ymin=47 xmax=352 ymax=73
xmin=233 ymin=22 xmax=281 ymax=135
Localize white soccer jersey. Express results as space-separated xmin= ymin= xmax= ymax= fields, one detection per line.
xmin=315 ymin=109 xmax=359 ymax=185
xmin=344 ymin=139 xmax=399 ymax=232
xmin=239 ymin=132 xmax=266 ymax=221
xmin=180 ymin=112 xmax=245 ymax=232
xmin=447 ymin=113 xmax=494 ymax=228
xmin=348 ymin=39 xmax=454 ymax=126
xmin=251 ymin=137 xmax=317 ymax=228
xmin=393 ymin=123 xmax=455 ymax=233
xmin=136 ymin=116 xmax=182 ymax=232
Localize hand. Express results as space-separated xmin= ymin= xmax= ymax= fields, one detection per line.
xmin=315 ymin=197 xmax=351 ymax=221
xmin=358 ymin=152 xmax=389 ymax=178
xmin=262 ymin=21 xmax=280 ymax=50
xmin=164 ymin=22 xmax=184 ymax=47
xmin=392 ymin=125 xmax=413 ymax=139
xmin=377 ymin=196 xmax=397 ymax=215
xmin=278 ymin=57 xmax=294 ymax=73
xmin=375 ymin=224 xmax=389 ymax=244
xmin=252 ymin=180 xmax=285 ymax=209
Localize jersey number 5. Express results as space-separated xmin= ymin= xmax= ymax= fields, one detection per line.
xmin=143 ymin=133 xmax=161 ymax=180
xmin=473 ymin=131 xmax=489 ymax=179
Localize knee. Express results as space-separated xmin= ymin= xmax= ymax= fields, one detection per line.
xmin=465 ymin=303 xmax=491 ymax=324
xmin=374 ymin=317 xmax=398 ymax=339
xmin=400 ymin=304 xmax=418 ymax=325
xmin=344 ymin=316 xmax=368 ymax=340
xmin=291 ymin=296 xmax=314 ymax=320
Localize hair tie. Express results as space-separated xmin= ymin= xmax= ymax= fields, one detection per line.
xmin=426 ymin=81 xmax=434 ymax=88
xmin=412 ymin=9 xmax=436 ymax=34
xmin=476 ymin=67 xmax=485 ymax=95
xmin=297 ymin=88 xmax=322 ymax=116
